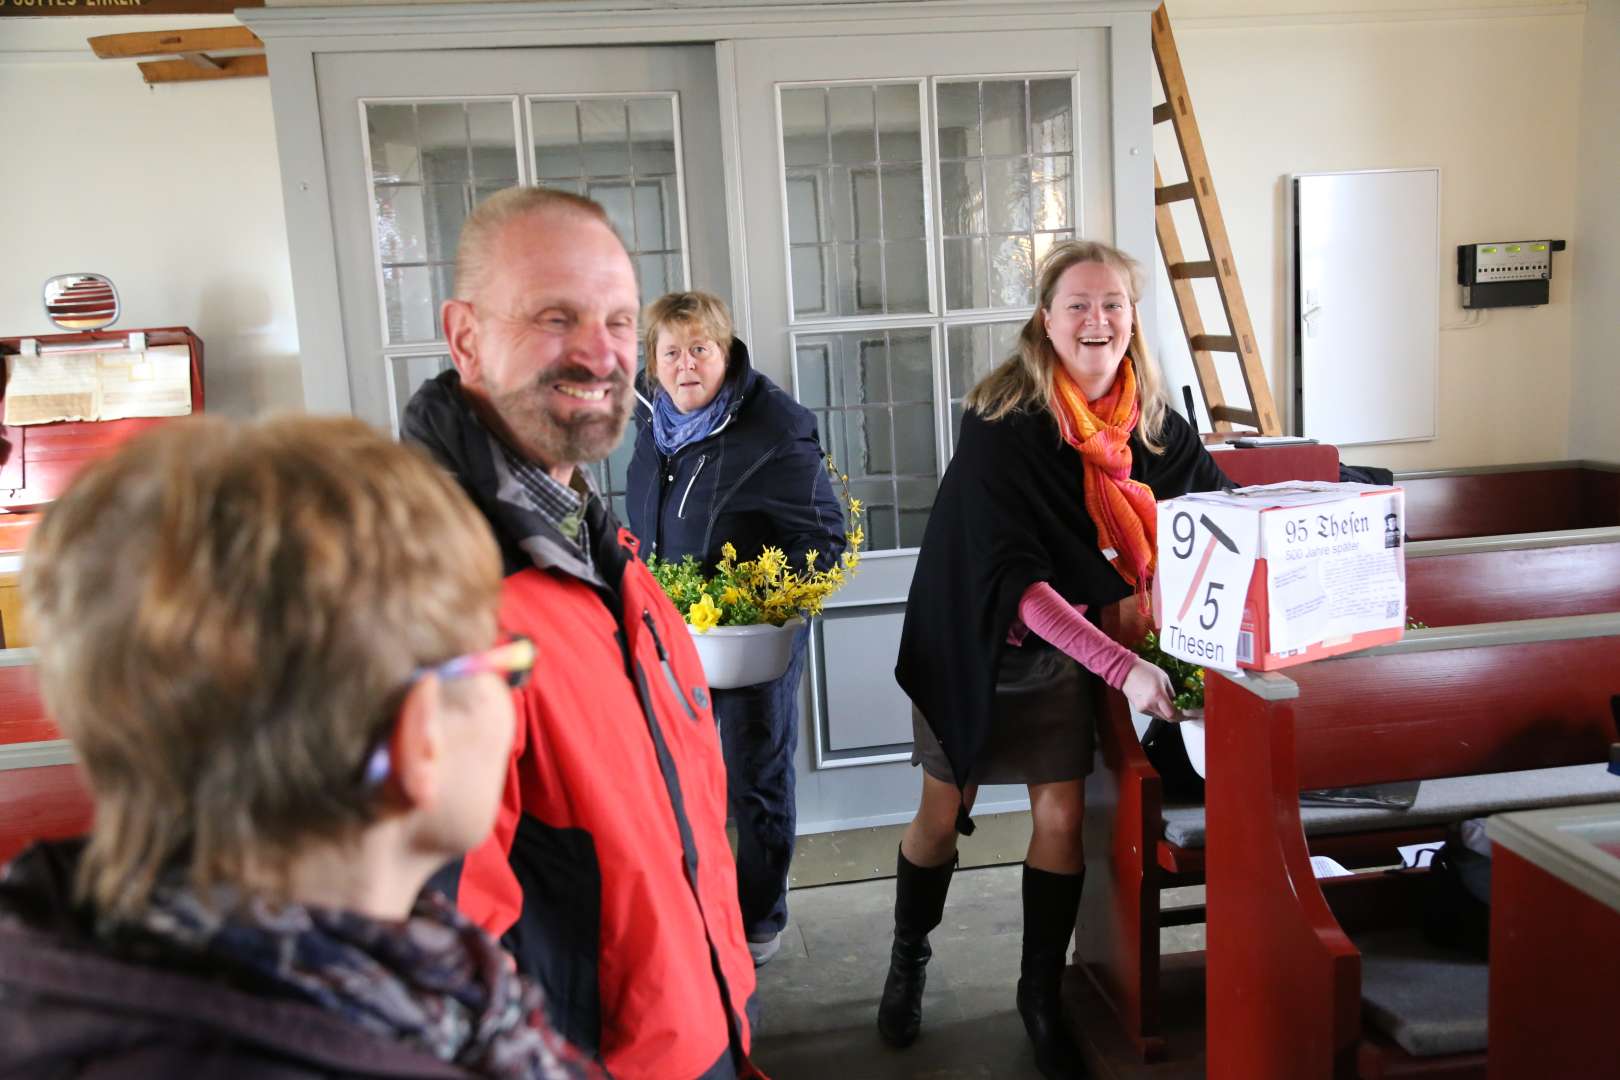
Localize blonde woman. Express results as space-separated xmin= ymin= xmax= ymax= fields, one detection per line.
xmin=884 ymin=241 xmax=1229 ymax=1076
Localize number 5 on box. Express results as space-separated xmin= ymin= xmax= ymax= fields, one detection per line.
xmin=1175 ymin=513 xmax=1239 ymax=623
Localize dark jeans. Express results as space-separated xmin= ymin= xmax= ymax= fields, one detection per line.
xmin=712 ymin=623 xmax=807 ymax=937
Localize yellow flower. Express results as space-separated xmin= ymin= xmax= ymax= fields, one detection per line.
xmin=804 ymin=550 xmax=819 ymax=569
xmin=687 ymin=593 xmax=722 ymax=633
xmin=754 ymin=546 xmax=786 ymax=581
xmin=720 ymin=585 xmax=744 ymax=606
xmin=721 ymin=542 xmax=737 ymax=564
xmin=847 ymin=497 xmax=863 ymax=515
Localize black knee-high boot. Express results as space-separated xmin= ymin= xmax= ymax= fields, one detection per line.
xmin=1018 ymin=864 xmax=1087 ymax=1079
xmin=876 ymin=846 xmax=956 ymax=1048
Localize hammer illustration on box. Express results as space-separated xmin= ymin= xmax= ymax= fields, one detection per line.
xmin=1176 ymin=514 xmax=1240 ymax=623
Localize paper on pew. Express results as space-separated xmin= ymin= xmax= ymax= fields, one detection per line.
xmin=1310 ymin=856 xmax=1354 ymax=879
xmin=4 ymin=346 xmax=193 ymax=426
xmin=1174 ymin=480 xmax=1395 ymax=508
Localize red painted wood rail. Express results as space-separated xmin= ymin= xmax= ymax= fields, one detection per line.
xmin=0 ymin=764 xmax=91 ymax=866
xmin=1399 ymin=463 xmax=1620 ymax=543
xmin=1405 ymin=531 xmax=1620 ymax=628
xmin=1075 ymin=443 xmax=1342 ymax=1061
xmin=1075 ymin=524 xmax=1620 ymax=1065
xmin=1204 ymin=622 xmax=1620 ymax=1079
xmin=0 ymin=661 xmax=86 ymax=866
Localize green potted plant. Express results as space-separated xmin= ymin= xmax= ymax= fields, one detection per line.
xmin=646 ymin=459 xmax=863 ymax=689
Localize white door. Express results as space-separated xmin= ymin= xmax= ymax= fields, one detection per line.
xmin=1292 ymin=168 xmax=1439 ymax=446
xmin=315 ymin=46 xmax=731 ymax=517
xmin=727 ymin=30 xmax=1122 ymax=830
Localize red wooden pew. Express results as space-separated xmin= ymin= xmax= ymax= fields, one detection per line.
xmin=1404 ymin=527 xmax=1620 ymax=627
xmin=0 ymin=657 xmax=89 ymax=865
xmin=1074 ymin=519 xmax=1620 ymax=1063
xmin=1204 ymin=614 xmax=1620 ymax=1078
xmin=1397 ymin=461 xmax=1620 ymax=542
xmin=1073 ymin=443 xmax=1343 ymax=1062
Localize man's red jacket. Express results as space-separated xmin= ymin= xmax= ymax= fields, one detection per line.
xmin=402 ymin=372 xmax=758 ymax=1080
xmin=459 ymin=525 xmax=758 ymax=1080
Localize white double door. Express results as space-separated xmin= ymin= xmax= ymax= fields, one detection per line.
xmin=727 ymin=30 xmax=1117 ymax=829
xmin=322 ymin=29 xmax=1125 ymax=831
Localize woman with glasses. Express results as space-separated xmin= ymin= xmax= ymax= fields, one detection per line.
xmin=0 ymin=416 xmax=601 ymax=1080
xmin=626 ymin=291 xmax=846 ymax=968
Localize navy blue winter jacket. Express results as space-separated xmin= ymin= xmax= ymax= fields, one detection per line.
xmin=627 ymin=339 xmax=846 ymax=575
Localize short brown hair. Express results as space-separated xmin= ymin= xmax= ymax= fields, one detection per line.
xmin=964 ymin=239 xmax=1171 ymax=452
xmin=22 ymin=416 xmax=503 ymax=918
xmin=642 ymin=291 xmax=736 ymax=385
xmin=454 ymin=185 xmax=617 ymax=303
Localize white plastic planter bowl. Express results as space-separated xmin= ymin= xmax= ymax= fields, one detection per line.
xmin=688 ymin=616 xmax=804 ymax=689
xmin=1179 ymin=708 xmax=1207 ymax=778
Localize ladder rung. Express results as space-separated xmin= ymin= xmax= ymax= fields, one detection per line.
xmin=1190 ymin=334 xmax=1239 ymax=353
xmin=1169 ymin=260 xmax=1217 ymax=279
xmin=1209 ymin=406 xmax=1260 ymax=427
xmin=1153 ymin=102 xmax=1174 ymax=125
xmin=1155 ymin=181 xmax=1196 ymax=205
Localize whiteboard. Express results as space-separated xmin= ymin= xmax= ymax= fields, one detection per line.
xmin=1289 ymin=168 xmax=1439 ymax=446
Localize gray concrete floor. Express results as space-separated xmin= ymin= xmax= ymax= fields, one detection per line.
xmin=750 ymin=864 xmax=1207 ymax=1079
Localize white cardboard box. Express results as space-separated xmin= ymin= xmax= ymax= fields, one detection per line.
xmin=1155 ymin=481 xmax=1406 ymax=672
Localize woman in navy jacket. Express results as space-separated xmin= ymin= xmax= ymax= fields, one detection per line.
xmin=627 ymin=291 xmax=845 ymax=966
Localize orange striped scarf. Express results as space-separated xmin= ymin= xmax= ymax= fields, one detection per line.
xmin=1051 ymin=359 xmax=1158 ymax=596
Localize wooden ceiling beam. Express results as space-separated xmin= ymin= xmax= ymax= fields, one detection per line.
xmin=88 ymin=26 xmax=261 ymax=60
xmin=137 ymin=54 xmax=268 ymax=84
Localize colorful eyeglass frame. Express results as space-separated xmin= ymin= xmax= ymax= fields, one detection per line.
xmin=360 ymin=634 xmax=535 ymax=789
xmin=415 ymin=634 xmax=536 ymax=690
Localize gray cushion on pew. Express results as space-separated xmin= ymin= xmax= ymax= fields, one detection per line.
xmin=1161 ymin=763 xmax=1620 ymax=849
xmin=1353 ymin=927 xmax=1488 ymax=1057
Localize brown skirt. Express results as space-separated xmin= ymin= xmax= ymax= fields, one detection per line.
xmin=910 ymin=645 xmax=1097 ymax=786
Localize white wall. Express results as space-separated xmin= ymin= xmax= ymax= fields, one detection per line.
xmin=1151 ymin=0 xmax=1588 ymax=470
xmin=1569 ymin=0 xmax=1620 ymax=462
xmin=6 ymin=0 xmax=1601 ymax=453
xmin=0 ymin=16 xmax=301 ymax=417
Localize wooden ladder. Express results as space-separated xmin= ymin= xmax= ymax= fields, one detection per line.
xmin=1150 ymin=4 xmax=1282 ymax=436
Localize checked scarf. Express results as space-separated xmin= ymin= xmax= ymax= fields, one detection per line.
xmin=1051 ymin=357 xmax=1158 ymax=599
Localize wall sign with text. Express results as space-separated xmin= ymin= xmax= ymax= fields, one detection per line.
xmin=2 ymin=0 xmax=261 ymax=15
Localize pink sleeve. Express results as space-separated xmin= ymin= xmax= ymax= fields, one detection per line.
xmin=1016 ymin=581 xmax=1139 ymax=690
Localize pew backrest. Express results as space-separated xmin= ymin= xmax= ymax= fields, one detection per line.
xmin=1220 ymin=612 xmax=1620 ymax=794
xmin=1405 ymin=526 xmax=1620 ymax=627
xmin=0 ymin=648 xmax=91 ymax=865
xmin=1397 ymin=461 xmax=1620 ymax=542
xmin=1205 ymin=612 xmax=1620 ymax=1078
xmin=0 ymin=650 xmax=51 ymax=746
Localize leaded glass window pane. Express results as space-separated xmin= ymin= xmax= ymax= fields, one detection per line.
xmin=780 ymin=84 xmax=928 ymax=319
xmin=795 ymin=328 xmax=939 ymax=549
xmin=529 ymin=95 xmax=688 ymax=310
xmin=365 ymin=100 xmax=521 ymax=345
xmin=936 ymin=77 xmax=1075 ymax=312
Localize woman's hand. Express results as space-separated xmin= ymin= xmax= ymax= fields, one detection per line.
xmin=1122 ymin=658 xmax=1177 ymax=721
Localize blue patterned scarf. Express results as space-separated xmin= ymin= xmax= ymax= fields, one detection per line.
xmin=651 ymin=383 xmax=733 ymax=457
xmin=98 ymin=874 xmax=603 ymax=1080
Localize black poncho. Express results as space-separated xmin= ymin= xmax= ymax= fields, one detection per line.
xmin=894 ymin=403 xmax=1229 ymax=819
